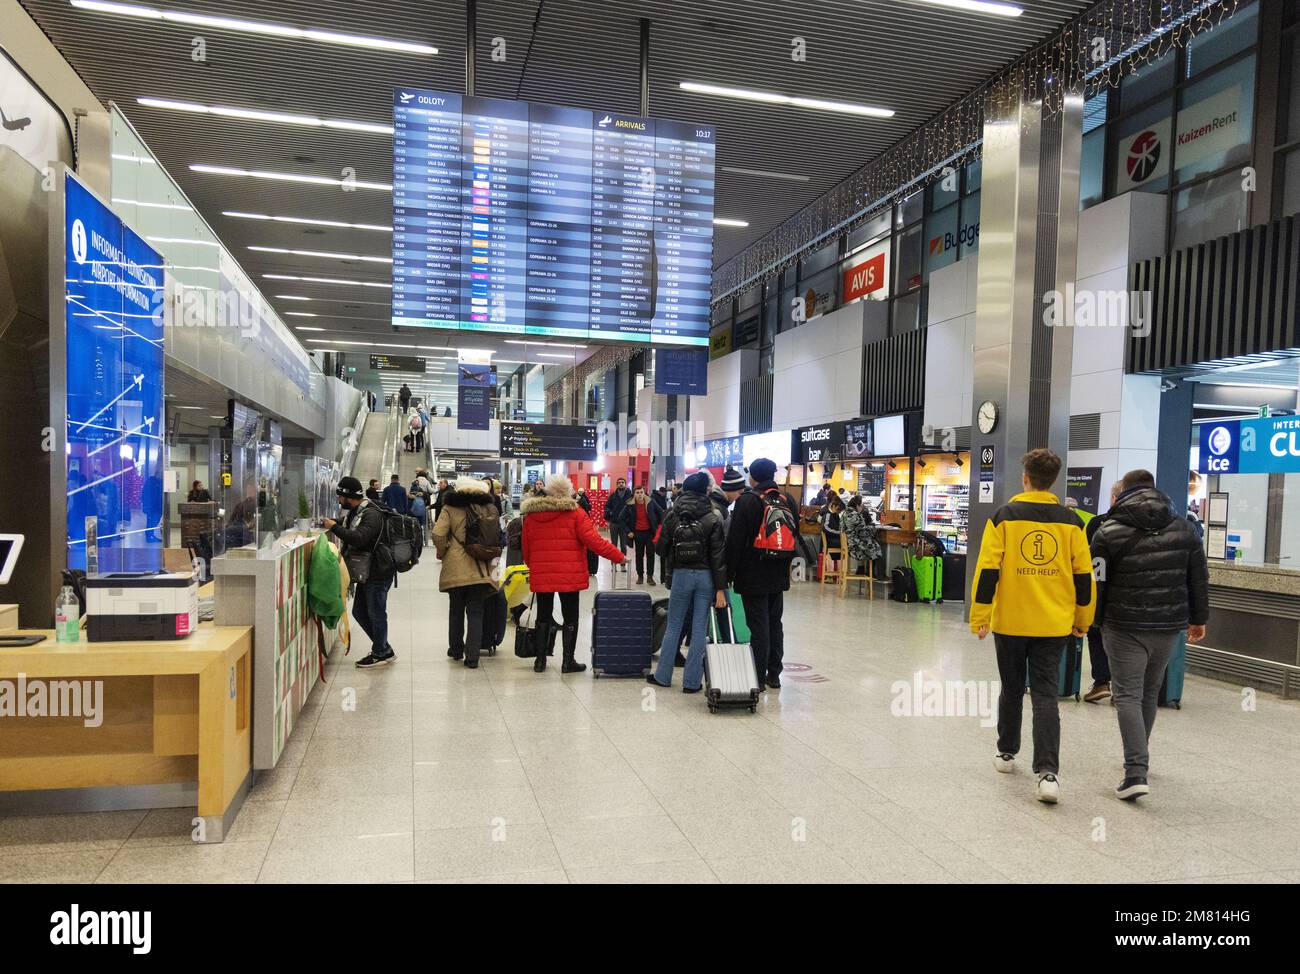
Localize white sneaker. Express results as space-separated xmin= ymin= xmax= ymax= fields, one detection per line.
xmin=1036 ymin=773 xmax=1060 ymax=804
xmin=993 ymin=752 xmax=1016 ymax=774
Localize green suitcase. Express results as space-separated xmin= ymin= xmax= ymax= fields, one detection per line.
xmin=912 ymin=556 xmax=943 ymax=603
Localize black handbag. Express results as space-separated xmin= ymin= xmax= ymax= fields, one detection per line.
xmin=345 ymin=550 xmax=372 ymax=585
xmin=512 ymin=597 xmax=557 ymax=658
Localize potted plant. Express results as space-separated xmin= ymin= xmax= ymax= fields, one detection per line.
xmin=296 ymin=490 xmax=312 ymax=531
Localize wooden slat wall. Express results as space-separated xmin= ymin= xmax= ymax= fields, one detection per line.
xmin=1128 ymin=215 xmax=1300 ymax=374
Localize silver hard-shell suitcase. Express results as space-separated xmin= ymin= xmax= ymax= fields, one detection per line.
xmin=703 ymin=607 xmax=760 ymax=714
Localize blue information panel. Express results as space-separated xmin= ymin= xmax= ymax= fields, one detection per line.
xmin=654 ymin=347 xmax=709 ymax=396
xmin=393 ymin=88 xmax=715 ymax=346
xmin=1198 ymin=416 xmax=1300 ymax=474
xmin=457 ymin=363 xmax=495 ymax=432
xmin=64 ymin=172 xmax=166 ymax=572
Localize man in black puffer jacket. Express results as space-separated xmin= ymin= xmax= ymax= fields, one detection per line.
xmin=647 ymin=472 xmax=728 ymax=692
xmin=1090 ymin=469 xmax=1209 ymax=803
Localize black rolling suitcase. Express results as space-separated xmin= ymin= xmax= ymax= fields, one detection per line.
xmin=941 ymin=553 xmax=966 ymax=602
xmin=591 ymin=567 xmax=653 ymax=677
xmin=480 ymin=588 xmax=508 ymax=656
xmin=1025 ymin=636 xmax=1083 ymax=700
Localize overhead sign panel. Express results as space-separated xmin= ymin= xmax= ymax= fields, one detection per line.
xmin=370 ymin=353 xmax=426 ymax=372
xmin=499 ymin=421 xmax=598 ymax=460
xmin=392 ymin=88 xmax=715 ymax=346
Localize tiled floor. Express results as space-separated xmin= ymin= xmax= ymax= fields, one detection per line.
xmin=4 ymin=556 xmax=1300 ymax=884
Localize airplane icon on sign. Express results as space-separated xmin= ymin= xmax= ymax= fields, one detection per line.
xmin=1 ymin=108 xmax=32 ymax=132
xmin=597 ymin=115 xmax=612 ymax=128
xmin=399 ymin=92 xmax=414 ymax=104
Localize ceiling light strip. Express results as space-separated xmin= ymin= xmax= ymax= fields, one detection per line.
xmin=70 ymin=1 xmax=437 ymax=55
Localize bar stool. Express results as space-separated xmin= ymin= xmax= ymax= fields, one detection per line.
xmin=841 ymin=550 xmax=874 ymax=599
xmin=820 ymin=532 xmax=846 ymax=588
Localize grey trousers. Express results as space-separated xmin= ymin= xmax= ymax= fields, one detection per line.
xmin=1102 ymin=626 xmax=1180 ymax=779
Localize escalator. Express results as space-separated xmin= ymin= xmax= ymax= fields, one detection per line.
xmin=350 ymin=409 xmax=392 ymax=487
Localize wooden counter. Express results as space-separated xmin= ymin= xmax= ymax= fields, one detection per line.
xmin=0 ymin=623 xmax=253 ymax=841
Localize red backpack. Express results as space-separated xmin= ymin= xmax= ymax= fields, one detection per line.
xmin=752 ymin=489 xmax=798 ymax=560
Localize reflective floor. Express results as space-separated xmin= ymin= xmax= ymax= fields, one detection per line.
xmin=4 ymin=555 xmax=1300 ymax=884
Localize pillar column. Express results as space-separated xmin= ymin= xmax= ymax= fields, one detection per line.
xmin=965 ymin=84 xmax=1083 ymax=604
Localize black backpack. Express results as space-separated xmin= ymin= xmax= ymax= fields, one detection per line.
xmin=889 ymin=567 xmax=917 ymax=603
xmin=462 ymin=504 xmax=504 ymax=564
xmin=373 ymin=506 xmax=423 ymax=575
xmin=670 ymin=511 xmax=713 ymax=566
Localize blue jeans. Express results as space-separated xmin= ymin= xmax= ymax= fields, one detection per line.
xmin=353 ymin=574 xmax=394 ymax=657
xmin=653 ymin=569 xmax=714 ymax=690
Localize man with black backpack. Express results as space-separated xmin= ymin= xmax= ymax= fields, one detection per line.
xmin=431 ymin=476 xmax=503 ymax=669
xmin=324 ymin=476 xmax=397 ymax=669
xmin=724 ymin=458 xmax=800 ymax=690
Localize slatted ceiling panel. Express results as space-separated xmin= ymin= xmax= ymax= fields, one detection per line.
xmin=20 ymin=0 xmax=1091 ymax=347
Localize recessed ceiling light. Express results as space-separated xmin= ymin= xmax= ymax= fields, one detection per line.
xmin=294 ymin=326 xmax=326 ymax=332
xmin=276 ymin=295 xmax=311 ymax=301
xmin=263 ymin=274 xmax=392 ymax=289
xmin=248 ymin=246 xmax=392 ymax=264
xmin=138 ymin=98 xmax=392 ymax=134
xmin=70 ymin=1 xmax=438 ymax=54
xmin=146 ymin=236 xmax=220 ymax=246
xmin=112 ymin=197 xmax=193 ymax=211
xmin=713 ymin=218 xmax=749 ymax=228
xmin=503 ymin=340 xmax=587 ymax=349
xmin=285 ymin=312 xmax=319 ymax=317
xmin=720 ymin=166 xmax=809 ymax=183
xmin=190 ymin=164 xmax=391 ymax=192
xmin=679 ymin=81 xmax=894 ymax=118
xmin=224 ymin=211 xmax=392 ymax=232
xmin=910 ymin=0 xmax=1023 ymax=17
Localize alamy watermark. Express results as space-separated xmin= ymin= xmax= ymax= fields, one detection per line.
xmin=0 ymin=674 xmax=103 ymax=728
xmin=1042 ymin=284 xmax=1152 ymax=337
xmin=890 ymin=672 xmax=999 ymax=727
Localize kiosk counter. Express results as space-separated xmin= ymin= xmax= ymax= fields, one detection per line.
xmin=0 ymin=622 xmax=253 ymax=842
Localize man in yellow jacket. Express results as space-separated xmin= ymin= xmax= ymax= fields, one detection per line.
xmin=970 ymin=449 xmax=1096 ymax=804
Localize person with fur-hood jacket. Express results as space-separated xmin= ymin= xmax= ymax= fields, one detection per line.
xmin=431 ymin=476 xmax=501 ymax=669
xmin=521 ymin=474 xmax=627 ymax=673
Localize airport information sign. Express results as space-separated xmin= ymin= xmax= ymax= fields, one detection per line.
xmin=393 ymin=88 xmax=715 ymax=346
xmin=499 ymin=421 xmax=598 ymax=460
xmin=63 ymin=172 xmax=165 ymax=572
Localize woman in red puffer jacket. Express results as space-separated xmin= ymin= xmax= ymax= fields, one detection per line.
xmin=522 ymin=474 xmax=626 ymax=674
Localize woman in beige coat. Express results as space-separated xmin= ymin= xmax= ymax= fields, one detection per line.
xmin=431 ymin=476 xmax=500 ymax=668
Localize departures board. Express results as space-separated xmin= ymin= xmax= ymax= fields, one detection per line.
xmin=393 ymin=88 xmax=715 ymax=346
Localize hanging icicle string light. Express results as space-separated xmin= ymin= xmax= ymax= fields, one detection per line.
xmin=712 ymin=0 xmax=1241 ymax=304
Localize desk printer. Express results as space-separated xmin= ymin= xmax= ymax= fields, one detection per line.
xmin=83 ymin=572 xmax=199 ymax=642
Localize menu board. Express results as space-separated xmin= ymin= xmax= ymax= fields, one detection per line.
xmin=393 ymin=88 xmax=715 ymax=346
xmin=499 ymin=421 xmax=598 ymax=460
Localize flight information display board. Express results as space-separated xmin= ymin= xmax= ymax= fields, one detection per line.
xmin=499 ymin=422 xmax=598 ymax=461
xmin=393 ymin=88 xmax=715 ymax=346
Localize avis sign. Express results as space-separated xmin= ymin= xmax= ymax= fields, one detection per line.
xmin=1198 ymin=416 xmax=1300 ymax=474
xmin=842 ymin=252 xmax=886 ymax=303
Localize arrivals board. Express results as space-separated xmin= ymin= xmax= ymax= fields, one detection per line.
xmin=499 ymin=421 xmax=598 ymax=461
xmin=393 ymin=88 xmax=715 ymax=346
